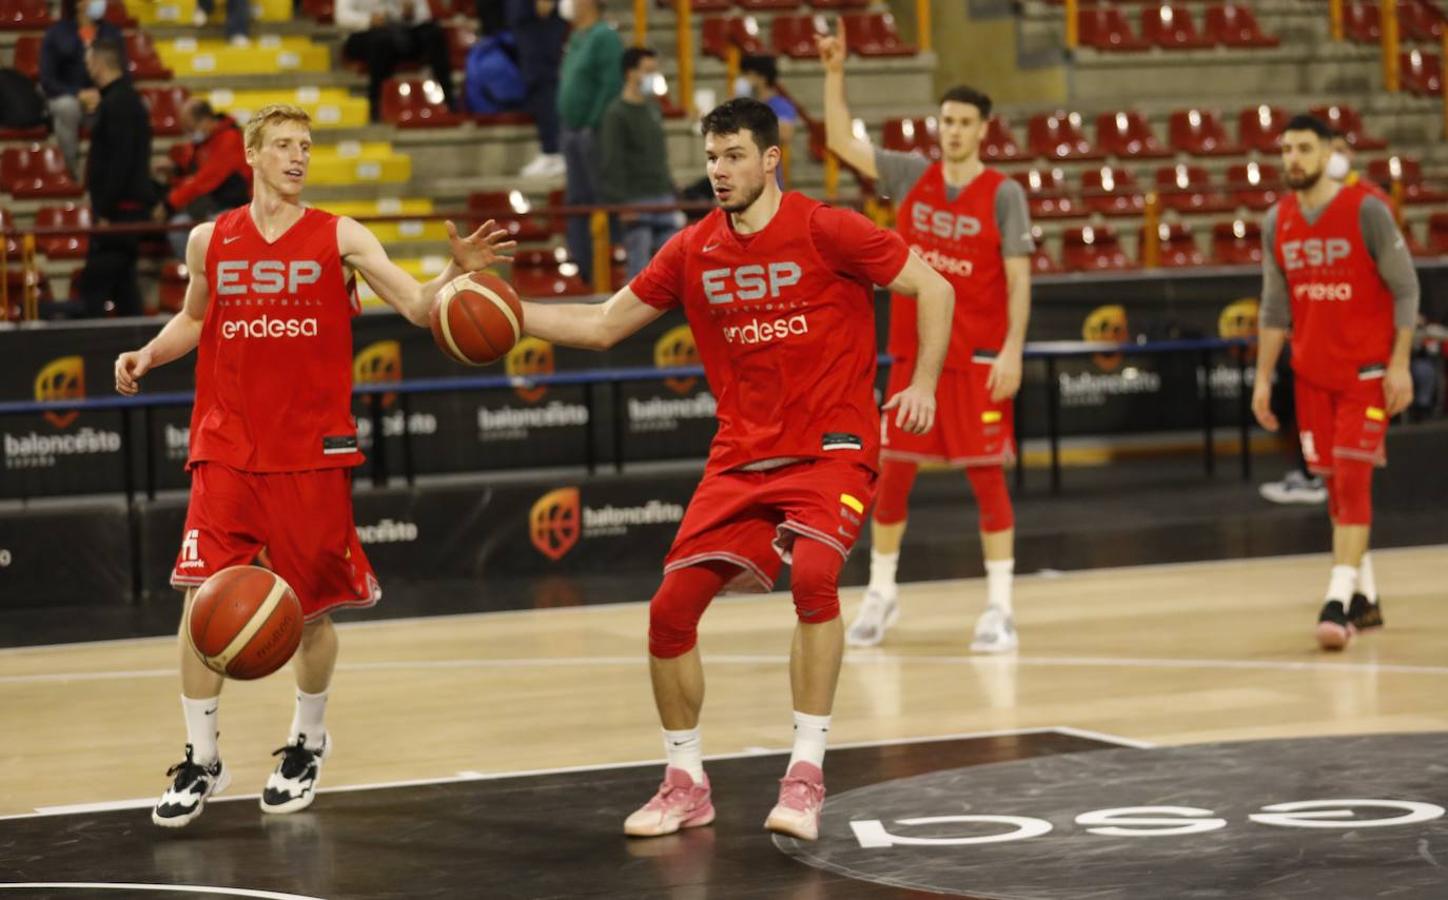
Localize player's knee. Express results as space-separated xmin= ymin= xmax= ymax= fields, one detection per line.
xmin=1332 ymin=460 xmax=1373 ymax=525
xmin=966 ymin=465 xmax=1015 ymax=533
xmin=790 ymin=538 xmax=842 ymax=624
xmin=873 ymin=460 xmax=918 ymax=525
xmin=647 ymin=569 xmax=718 ymax=658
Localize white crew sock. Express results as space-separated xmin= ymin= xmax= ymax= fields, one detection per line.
xmin=663 ymin=727 xmax=704 ymax=781
xmin=985 ymin=558 xmax=1015 ymax=615
xmin=1357 ymin=552 xmax=1377 ymax=602
xmin=788 ymin=711 xmax=831 ymax=771
xmin=289 ymin=689 xmax=329 ymax=749
xmin=1326 ymin=564 xmax=1358 ymax=605
xmin=869 ymin=550 xmax=899 ymax=594
xmin=182 ymin=695 xmax=219 ymax=764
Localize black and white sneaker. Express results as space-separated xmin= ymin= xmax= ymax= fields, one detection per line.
xmin=260 ymin=733 xmax=331 ymax=814
xmin=152 ymin=744 xmax=230 ymax=828
xmin=1348 ymin=592 xmax=1385 ymax=630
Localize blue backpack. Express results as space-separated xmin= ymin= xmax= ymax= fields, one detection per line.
xmin=464 ymin=32 xmax=526 ymax=115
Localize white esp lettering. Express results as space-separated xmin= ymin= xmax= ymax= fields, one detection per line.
xmin=911 ymin=202 xmax=982 ymax=240
xmin=1281 ymin=238 xmax=1351 ymax=271
xmin=215 ymin=259 xmax=323 ymax=295
xmin=702 ymin=262 xmax=803 ymax=305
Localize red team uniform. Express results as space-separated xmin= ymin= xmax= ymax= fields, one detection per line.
xmin=883 ymin=164 xmax=1014 ymax=466
xmin=170 ymin=206 xmax=380 ymax=619
xmin=630 ymin=192 xmax=910 ymax=594
xmin=1273 ymin=183 xmax=1396 ymax=478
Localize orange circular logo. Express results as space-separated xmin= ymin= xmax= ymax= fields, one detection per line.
xmin=1082 ymin=305 xmax=1129 ymax=372
xmin=530 ymin=487 xmax=580 ymax=561
xmin=653 ymin=324 xmax=699 ymax=396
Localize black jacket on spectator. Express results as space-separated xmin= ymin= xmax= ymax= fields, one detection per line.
xmin=86 ymin=76 xmax=156 ymax=218
xmin=38 ymin=19 xmax=125 ymax=98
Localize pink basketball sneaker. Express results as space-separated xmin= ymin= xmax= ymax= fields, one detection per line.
xmin=624 ymin=767 xmax=716 ymax=837
xmin=764 ymin=761 xmax=826 ymax=840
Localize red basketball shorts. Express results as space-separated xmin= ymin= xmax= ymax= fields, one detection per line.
xmin=171 ymin=462 xmax=381 ymax=621
xmin=881 ymin=354 xmax=1016 ymax=467
xmin=662 ymin=458 xmax=876 ymax=593
xmin=1294 ymin=371 xmax=1389 ymax=476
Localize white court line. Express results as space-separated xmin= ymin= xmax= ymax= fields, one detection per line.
xmin=0 ymin=726 xmax=1144 ymax=821
xmin=4 ymin=543 xmax=1442 ymax=656
xmin=0 ymin=884 xmax=324 ymax=900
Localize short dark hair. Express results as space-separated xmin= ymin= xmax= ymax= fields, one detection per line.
xmin=740 ymin=54 xmax=779 ymax=86
xmin=89 ymin=36 xmax=125 ymax=74
xmin=1282 ymin=114 xmax=1334 ymax=140
xmin=939 ymin=85 xmax=992 ymax=120
xmin=186 ymin=99 xmax=217 ymax=120
xmin=701 ymin=97 xmax=780 ymax=153
xmin=621 ymin=46 xmax=656 ymax=77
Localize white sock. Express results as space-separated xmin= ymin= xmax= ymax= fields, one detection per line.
xmin=869 ymin=550 xmax=899 ymax=594
xmin=1326 ymin=564 xmax=1358 ymax=605
xmin=289 ymin=689 xmax=329 ymax=749
xmin=788 ymin=711 xmax=831 ymax=771
xmin=1357 ymin=552 xmax=1377 ymax=602
xmin=663 ymin=727 xmax=704 ymax=781
xmin=182 ymin=695 xmax=219 ymax=764
xmin=985 ymin=558 xmax=1014 ymax=615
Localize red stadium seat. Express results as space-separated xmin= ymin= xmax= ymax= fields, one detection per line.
xmin=140 ymin=85 xmax=189 ymax=136
xmin=1226 ymin=162 xmax=1282 ymax=211
xmin=300 ymin=0 xmax=333 ymax=22
xmin=1150 ymin=222 xmax=1206 ymax=268
xmin=468 ymin=190 xmax=551 ymax=243
xmin=0 ymin=207 xmax=19 ymax=260
xmin=1212 ymin=218 xmax=1263 ymax=265
xmin=1095 ymin=110 xmax=1170 ymax=158
xmin=102 ymin=0 xmax=137 ymax=27
xmin=808 ymin=0 xmax=870 ymax=8
xmin=1169 ymin=108 xmax=1242 ymax=156
xmin=1366 ymin=156 xmax=1448 ymax=203
xmin=511 ymin=248 xmax=591 ymax=297
xmin=1082 ymin=166 xmax=1146 ymax=217
xmin=1156 ymin=164 xmax=1234 ymax=213
xmin=737 ymin=0 xmax=800 ymax=10
xmin=12 ymin=33 xmax=41 ymax=79
xmin=656 ymin=0 xmax=731 ymax=10
xmin=0 ymin=0 xmax=52 ymax=30
xmin=1030 ymin=226 xmax=1061 ymax=274
xmin=1237 ymin=105 xmax=1290 ymax=153
xmin=380 ymin=78 xmax=464 ymax=128
xmin=701 ymin=16 xmax=767 ymax=59
xmin=771 ymin=14 xmax=827 ymax=59
xmin=1426 ymin=212 xmax=1448 ymax=254
xmin=882 ymin=116 xmax=938 ymax=158
xmin=1141 ymin=4 xmax=1214 ymax=49
xmin=1204 ymin=3 xmax=1280 ymax=48
xmin=0 ymin=144 xmax=83 ymax=198
xmin=1400 ymin=49 xmax=1444 ymax=95
xmin=1344 ymin=1 xmax=1381 ymax=43
xmin=125 ymin=31 xmax=174 ymax=80
xmin=35 ymin=203 xmax=91 ymax=259
xmin=1400 ymin=0 xmax=1447 ymax=42
xmin=1062 ymin=225 xmax=1133 ymax=271
xmin=1078 ymin=5 xmax=1150 ymax=51
xmin=1028 ymin=110 xmax=1102 ymax=161
xmin=1012 ymin=168 xmax=1081 ymax=219
xmin=981 ymin=117 xmax=1024 ymax=162
xmin=1309 ymin=104 xmax=1388 ymax=150
xmin=841 ymin=12 xmax=916 ymax=57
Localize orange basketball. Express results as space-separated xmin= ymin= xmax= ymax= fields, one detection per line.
xmin=429 ymin=271 xmax=524 ymax=366
xmin=188 ymin=566 xmax=304 ymax=680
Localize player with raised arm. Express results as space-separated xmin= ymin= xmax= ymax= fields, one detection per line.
xmin=819 ymin=20 xmax=1034 ymax=652
xmin=519 ymin=97 xmax=953 ymax=841
xmin=114 ymin=104 xmax=513 ymax=827
xmin=1251 ymin=114 xmax=1419 ymax=651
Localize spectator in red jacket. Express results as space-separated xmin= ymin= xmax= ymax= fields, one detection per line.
xmin=161 ymin=99 xmax=252 ymax=257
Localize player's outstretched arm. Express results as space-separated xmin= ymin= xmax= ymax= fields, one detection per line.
xmin=114 ymin=222 xmax=213 ymax=396
xmin=882 ymin=251 xmax=953 ymax=434
xmin=520 ymin=285 xmax=665 ymax=351
xmin=817 ymin=18 xmax=879 ymax=180
xmin=338 ymin=217 xmax=516 ymax=327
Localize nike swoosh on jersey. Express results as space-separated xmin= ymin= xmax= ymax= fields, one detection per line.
xmin=223 ymin=236 xmax=241 ymax=244
xmin=702 ymin=243 xmax=721 ymax=252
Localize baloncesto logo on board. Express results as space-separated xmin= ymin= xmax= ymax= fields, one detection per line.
xmin=1057 ymin=305 xmax=1162 ymax=408
xmin=350 ymin=341 xmax=436 ymax=449
xmin=627 ymin=325 xmax=716 ymax=434
xmin=477 ymin=338 xmax=589 ymax=442
xmin=2 ymin=357 xmax=123 ymax=471
xmin=529 ymin=486 xmax=684 ymax=561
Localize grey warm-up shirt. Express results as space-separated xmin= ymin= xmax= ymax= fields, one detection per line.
xmin=1259 ymin=192 xmax=1420 ymax=330
xmin=873 ymin=148 xmax=1036 ymax=256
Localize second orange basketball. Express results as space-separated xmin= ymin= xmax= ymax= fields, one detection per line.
xmin=430 ymin=271 xmax=524 ymax=366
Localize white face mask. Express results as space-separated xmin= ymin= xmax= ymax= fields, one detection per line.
xmin=642 ymin=73 xmax=664 ymax=97
xmin=1326 ymin=151 xmax=1351 ymax=181
xmin=558 ymin=0 xmax=574 ymax=20
xmin=733 ymin=75 xmax=752 ymax=98
xmin=85 ymin=0 xmax=107 ymax=20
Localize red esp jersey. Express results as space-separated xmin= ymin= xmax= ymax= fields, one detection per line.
xmin=890 ymin=165 xmax=1009 ymax=369
xmin=188 ymin=206 xmax=365 ymax=472
xmin=1273 ymin=184 xmax=1396 ymax=391
xmin=632 ymin=192 xmax=910 ymax=474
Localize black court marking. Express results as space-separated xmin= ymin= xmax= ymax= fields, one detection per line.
xmin=778 ymin=733 xmax=1448 ymax=899
xmin=0 ymin=731 xmax=1109 ymax=900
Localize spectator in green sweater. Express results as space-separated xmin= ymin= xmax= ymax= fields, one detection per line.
xmin=557 ymin=0 xmax=624 ymax=283
xmin=599 ymin=47 xmax=681 ymax=278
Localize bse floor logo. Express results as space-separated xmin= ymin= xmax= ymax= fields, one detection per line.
xmin=528 ymin=487 xmax=685 ymax=561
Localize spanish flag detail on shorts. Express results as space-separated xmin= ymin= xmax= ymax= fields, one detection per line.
xmin=981 ymin=410 xmax=1003 ymax=424
xmin=1366 ymin=407 xmax=1386 ymax=422
xmin=840 ymin=493 xmax=864 ymax=514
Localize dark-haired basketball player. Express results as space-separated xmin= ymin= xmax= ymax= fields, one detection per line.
xmin=1251 ymin=113 xmax=1418 ymax=651
xmin=520 ymin=98 xmax=953 ymax=840
xmin=114 ymin=104 xmax=512 ymax=827
xmin=819 ymin=22 xmax=1033 ymax=653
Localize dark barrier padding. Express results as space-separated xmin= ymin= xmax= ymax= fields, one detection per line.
xmin=0 ymin=498 xmax=133 ymax=610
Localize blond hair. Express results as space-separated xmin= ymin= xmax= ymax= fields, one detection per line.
xmin=243 ymin=104 xmax=312 ymax=152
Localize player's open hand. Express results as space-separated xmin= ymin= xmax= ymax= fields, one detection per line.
xmin=986 ymin=350 xmax=1023 ymax=402
xmin=1384 ymin=363 xmax=1413 ymax=417
xmin=1250 ymin=378 xmax=1277 ymax=432
xmin=448 ymin=219 xmax=516 ymax=271
xmin=883 ymin=383 xmax=936 ymax=435
xmin=816 ymin=18 xmax=846 ymax=73
xmin=114 ymin=348 xmax=153 ymax=396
